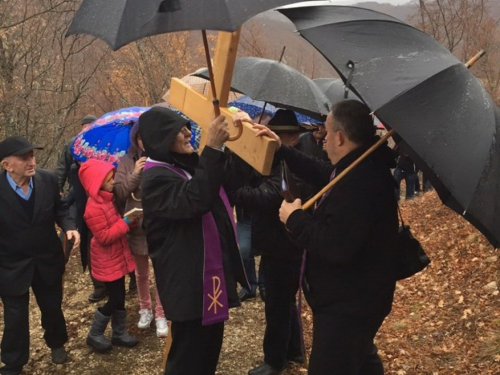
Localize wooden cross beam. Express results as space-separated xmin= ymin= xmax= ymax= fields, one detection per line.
xmin=168 ymin=29 xmax=278 ymax=175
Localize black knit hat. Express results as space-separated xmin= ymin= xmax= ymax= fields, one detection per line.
xmin=81 ymin=115 xmax=97 ymax=125
xmin=0 ymin=136 xmax=43 ymax=160
xmin=138 ymin=107 xmax=190 ymax=162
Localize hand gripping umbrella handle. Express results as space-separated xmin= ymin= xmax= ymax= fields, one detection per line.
xmin=227 ymin=119 xmax=245 ymax=142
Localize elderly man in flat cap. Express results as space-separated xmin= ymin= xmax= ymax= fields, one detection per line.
xmin=0 ymin=136 xmax=80 ymax=375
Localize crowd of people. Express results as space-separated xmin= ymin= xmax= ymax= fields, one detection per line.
xmin=0 ymin=99 xmax=433 ymax=375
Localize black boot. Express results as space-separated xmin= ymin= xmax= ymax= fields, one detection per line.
xmin=111 ymin=310 xmax=139 ymax=347
xmin=86 ymin=308 xmax=112 ymax=352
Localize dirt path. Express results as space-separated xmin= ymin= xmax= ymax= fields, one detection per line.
xmin=2 ymin=190 xmax=500 ymax=374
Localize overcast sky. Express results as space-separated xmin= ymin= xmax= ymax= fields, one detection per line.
xmin=290 ymin=0 xmax=413 ymax=6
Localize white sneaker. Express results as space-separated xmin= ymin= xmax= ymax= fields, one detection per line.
xmin=156 ymin=318 xmax=169 ymax=338
xmin=137 ymin=309 xmax=153 ymax=329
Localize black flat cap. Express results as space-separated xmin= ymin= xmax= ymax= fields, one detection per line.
xmin=0 ymin=136 xmax=43 ymax=160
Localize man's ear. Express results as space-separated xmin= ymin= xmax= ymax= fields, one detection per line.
xmin=336 ymin=130 xmax=346 ymax=146
xmin=1 ymin=159 xmax=8 ymax=171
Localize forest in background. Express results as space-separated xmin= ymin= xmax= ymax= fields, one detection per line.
xmin=0 ymin=0 xmax=498 ymax=168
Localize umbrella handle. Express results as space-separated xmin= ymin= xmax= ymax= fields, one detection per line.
xmin=227 ymin=119 xmax=244 ymax=142
xmin=465 ymin=50 xmax=485 ymax=68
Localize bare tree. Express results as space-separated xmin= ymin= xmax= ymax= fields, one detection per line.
xmin=411 ymin=0 xmax=500 ymax=103
xmin=88 ymin=31 xmax=201 ymax=112
xmin=0 ymin=0 xmax=108 ymax=167
xmin=413 ymin=0 xmax=487 ymax=56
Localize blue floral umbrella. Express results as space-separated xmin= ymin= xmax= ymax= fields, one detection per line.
xmin=71 ymin=106 xmax=202 ymax=166
xmin=228 ymin=96 xmax=323 ymax=124
xmin=71 ymin=107 xmax=149 ymax=166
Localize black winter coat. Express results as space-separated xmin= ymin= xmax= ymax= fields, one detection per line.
xmin=142 ymin=147 xmax=247 ymax=322
xmin=231 ymin=163 xmax=315 ymax=260
xmin=280 ymin=143 xmax=398 ymax=318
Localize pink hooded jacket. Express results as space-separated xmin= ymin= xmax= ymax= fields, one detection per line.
xmin=79 ymin=159 xmax=135 ymax=282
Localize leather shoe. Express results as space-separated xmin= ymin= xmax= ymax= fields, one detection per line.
xmin=88 ymin=290 xmax=107 ymax=303
xmin=248 ymin=363 xmax=282 ymax=375
xmin=238 ymin=289 xmax=256 ymax=302
xmin=287 ymin=355 xmax=303 ymax=364
xmin=0 ymin=367 xmax=22 ymax=375
xmin=51 ymin=346 xmax=68 ymax=364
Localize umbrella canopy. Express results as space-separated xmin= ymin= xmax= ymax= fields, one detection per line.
xmin=279 ymin=5 xmax=500 ymax=247
xmin=313 ymin=78 xmax=362 ymax=105
xmin=71 ymin=106 xmax=202 ymax=166
xmin=228 ymin=95 xmax=323 ymax=124
xmin=72 ymin=107 xmax=149 ymax=166
xmin=66 ymin=0 xmax=317 ymax=50
xmin=194 ymin=57 xmax=330 ymax=120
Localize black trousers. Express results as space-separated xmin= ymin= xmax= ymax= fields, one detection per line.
xmin=100 ymin=277 xmax=126 ymax=316
xmin=0 ymin=270 xmax=68 ymax=371
xmin=261 ymin=256 xmax=302 ymax=370
xmin=165 ymin=319 xmax=224 ymax=375
xmin=308 ymin=313 xmax=386 ymax=375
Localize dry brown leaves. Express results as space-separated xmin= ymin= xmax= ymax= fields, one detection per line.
xmin=1 ymin=190 xmax=500 ymax=374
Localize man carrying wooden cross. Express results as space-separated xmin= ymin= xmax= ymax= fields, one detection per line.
xmin=139 ymin=106 xmax=249 ymax=375
xmin=257 ymin=100 xmax=399 ymax=375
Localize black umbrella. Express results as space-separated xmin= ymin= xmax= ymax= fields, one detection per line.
xmin=67 ymin=0 xmax=317 ymax=120
xmin=278 ymin=5 xmax=500 ymax=247
xmin=313 ymin=78 xmax=362 ymax=105
xmin=67 ymin=0 xmax=315 ymax=50
xmin=194 ymin=57 xmax=330 ymax=120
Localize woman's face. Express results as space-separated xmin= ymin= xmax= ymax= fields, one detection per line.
xmin=170 ymin=126 xmax=194 ymax=154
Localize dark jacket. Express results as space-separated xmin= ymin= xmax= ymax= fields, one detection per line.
xmin=230 ymin=163 xmax=315 ymax=260
xmin=55 ymin=138 xmax=75 ymax=192
xmin=394 ymin=146 xmax=416 ymax=173
xmin=295 ymin=132 xmax=329 ymax=161
xmin=279 ymin=142 xmax=398 ymax=318
xmin=142 ymin=147 xmax=248 ymax=321
xmin=139 ymin=107 xmax=247 ymax=322
xmin=0 ymin=169 xmax=75 ymax=296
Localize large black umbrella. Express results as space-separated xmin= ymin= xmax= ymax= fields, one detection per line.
xmin=278 ymin=5 xmax=500 ymax=247
xmin=313 ymin=78 xmax=362 ymax=105
xmin=194 ymin=57 xmax=330 ymax=120
xmin=67 ymin=0 xmax=317 ymax=120
xmin=67 ymin=0 xmax=314 ymax=50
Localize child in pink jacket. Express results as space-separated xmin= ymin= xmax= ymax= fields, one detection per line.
xmin=79 ymin=159 xmax=139 ymax=352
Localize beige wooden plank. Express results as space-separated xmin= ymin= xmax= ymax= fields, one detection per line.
xmin=170 ymin=78 xmax=277 ymax=175
xmin=211 ymin=30 xmax=241 ymax=107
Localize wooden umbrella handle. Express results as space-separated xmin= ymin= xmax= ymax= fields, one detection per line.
xmin=465 ymin=50 xmax=485 ymax=69
xmin=228 ymin=119 xmax=244 ymax=142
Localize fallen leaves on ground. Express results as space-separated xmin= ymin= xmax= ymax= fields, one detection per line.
xmin=1 ymin=190 xmax=499 ymax=374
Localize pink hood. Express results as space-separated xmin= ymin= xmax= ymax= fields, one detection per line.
xmin=79 ymin=159 xmax=115 ymax=202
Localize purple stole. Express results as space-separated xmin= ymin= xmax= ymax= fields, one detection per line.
xmin=144 ymin=159 xmax=234 ymax=325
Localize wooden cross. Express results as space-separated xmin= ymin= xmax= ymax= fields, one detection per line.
xmin=168 ymin=29 xmax=278 ymax=175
